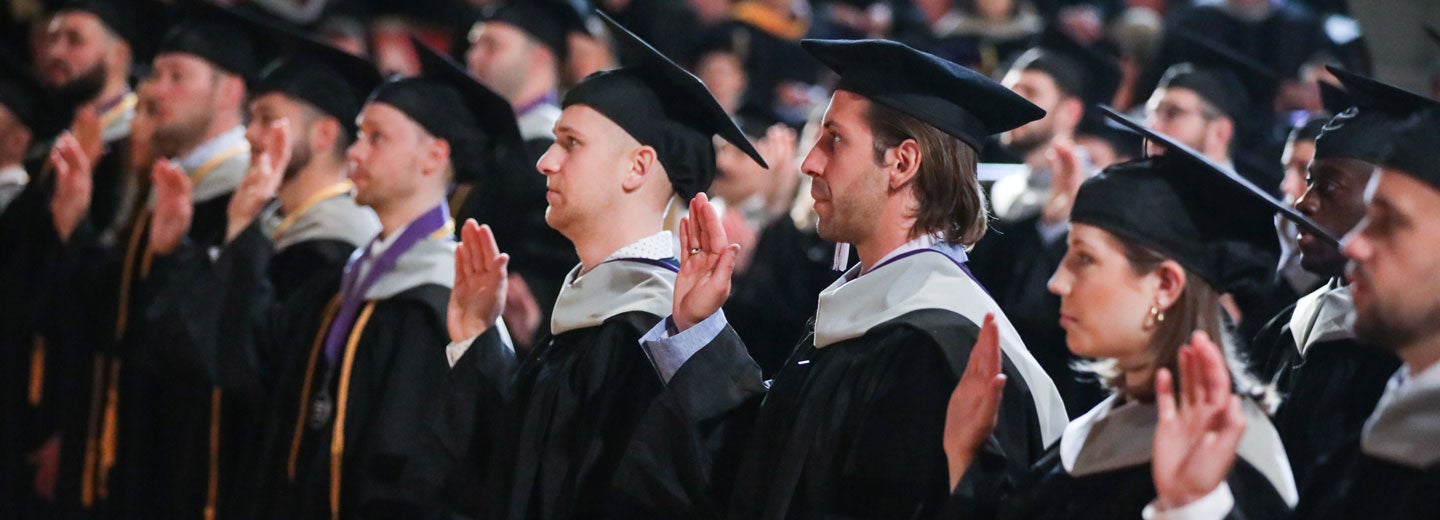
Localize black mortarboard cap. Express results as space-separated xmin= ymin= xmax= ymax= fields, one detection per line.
xmin=1012 ymin=28 xmax=1123 ymax=106
xmin=1314 ymin=66 xmax=1440 ymax=165
xmin=0 ymin=48 xmax=72 ymax=140
xmin=368 ymin=37 xmax=524 ymax=183
xmin=155 ymin=1 xmax=271 ymax=82
xmin=478 ymin=0 xmax=592 ymax=60
xmin=57 ymin=0 xmax=136 ymax=44
xmin=563 ymin=12 xmax=766 ymax=199
xmin=687 ymin=23 xmax=751 ymax=68
xmin=1318 ymin=81 xmax=1351 ymax=115
xmin=1070 ymin=106 xmax=1338 ymax=285
xmin=802 ymin=38 xmax=1045 ymax=151
xmin=1076 ymin=107 xmax=1142 ymax=159
xmin=1158 ymin=30 xmax=1278 ymax=122
xmin=255 ymin=29 xmax=383 ymax=136
xmin=1376 ymin=104 xmax=1440 ymax=191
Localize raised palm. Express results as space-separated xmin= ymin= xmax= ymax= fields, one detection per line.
xmin=1152 ymin=331 xmax=1247 ymax=511
xmin=49 ymin=133 xmax=93 ymax=243
xmin=448 ymin=219 xmax=510 ymax=343
xmin=227 ymin=118 xmax=292 ymax=242
xmin=943 ymin=313 xmax=1008 ymax=490
xmin=673 ymin=193 xmax=740 ymax=332
xmin=148 ymin=160 xmax=193 ymax=255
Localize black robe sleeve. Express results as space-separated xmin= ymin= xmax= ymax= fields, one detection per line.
xmin=403 ymin=326 xmax=518 ymax=517
xmin=612 ymin=324 xmax=767 ymax=519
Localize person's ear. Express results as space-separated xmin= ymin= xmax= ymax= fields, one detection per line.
xmin=1153 ymin=259 xmax=1188 ymax=312
xmin=887 ymin=138 xmax=921 ymax=190
xmin=621 ymin=145 xmax=658 ymax=192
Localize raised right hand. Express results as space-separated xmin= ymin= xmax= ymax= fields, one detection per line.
xmin=944 ymin=314 xmax=1007 ymax=490
xmin=227 ymin=118 xmax=291 ymax=243
xmin=448 ymin=219 xmax=510 ymax=343
xmin=1152 ymin=331 xmax=1246 ymax=511
xmin=148 ymin=160 xmax=193 ymax=256
xmin=1040 ymin=137 xmax=1084 ymax=227
xmin=49 ymin=133 xmax=94 ymax=243
xmin=672 ymin=193 xmax=740 ymax=333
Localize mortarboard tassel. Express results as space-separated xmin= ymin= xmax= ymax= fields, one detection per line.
xmin=832 ymin=242 xmax=850 ymax=271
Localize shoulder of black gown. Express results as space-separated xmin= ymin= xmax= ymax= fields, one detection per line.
xmin=268 ymin=238 xmax=359 ymax=299
xmin=1293 ymin=438 xmax=1440 ymax=520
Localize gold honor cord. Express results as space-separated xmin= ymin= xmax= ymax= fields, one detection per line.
xmin=289 ymin=296 xmax=342 ymax=481
xmin=330 ymin=302 xmax=377 ymax=519
xmin=271 ymin=181 xmax=356 ymax=241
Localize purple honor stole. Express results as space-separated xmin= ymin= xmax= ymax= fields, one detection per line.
xmin=321 ymin=202 xmax=449 ymax=367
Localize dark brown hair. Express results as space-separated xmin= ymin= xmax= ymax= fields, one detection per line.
xmin=1081 ymin=232 xmax=1272 ymax=407
xmin=864 ymin=101 xmax=987 ymax=246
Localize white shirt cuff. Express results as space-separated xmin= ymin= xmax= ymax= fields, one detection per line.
xmin=1142 ymin=483 xmax=1234 ymax=520
xmin=1036 ymin=218 xmax=1069 ymax=245
xmin=445 ymin=319 xmax=513 ymax=368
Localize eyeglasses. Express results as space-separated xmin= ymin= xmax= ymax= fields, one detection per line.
xmin=1147 ymin=103 xmax=1221 ymax=123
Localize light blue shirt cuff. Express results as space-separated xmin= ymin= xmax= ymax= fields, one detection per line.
xmin=639 ymin=309 xmax=729 ymax=384
xmin=1036 ymin=218 xmax=1069 ymax=245
xmin=1141 ymin=483 xmax=1234 ymax=520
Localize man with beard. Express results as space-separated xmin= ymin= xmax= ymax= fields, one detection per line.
xmin=41 ymin=3 xmax=261 ymax=516
xmin=1245 ymin=67 xmax=1422 ymax=490
xmin=1150 ymin=89 xmax=1440 ymax=520
xmin=223 ymin=38 xmax=523 ymax=518
xmin=457 ymin=0 xmax=593 ymax=348
xmin=0 ymin=44 xmax=73 ymax=516
xmin=40 ymin=1 xmax=138 ymax=238
xmin=1142 ymin=34 xmax=1288 ymax=343
xmin=9 ymin=9 xmax=137 ymax=510
xmin=139 ymin=32 xmax=383 ymax=518
xmin=972 ymin=31 xmax=1122 ymax=416
xmin=609 ymin=39 xmax=1068 ymax=518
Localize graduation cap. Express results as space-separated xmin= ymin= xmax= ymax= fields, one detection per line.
xmin=562 ymin=12 xmax=766 ymax=199
xmin=1073 ymin=106 xmax=1338 ymax=287
xmin=1076 ymin=108 xmax=1142 ymax=160
xmin=1318 ymin=80 xmax=1352 ymax=115
xmin=1375 ymin=104 xmax=1440 ymax=191
xmin=1157 ymin=30 xmax=1278 ymax=123
xmin=476 ymin=0 xmax=593 ymax=60
xmin=687 ymin=23 xmax=752 ymax=68
xmin=254 ymin=30 xmax=383 ymax=136
xmin=0 ymin=48 xmax=72 ymax=140
xmin=1010 ymin=28 xmax=1123 ymax=107
xmin=155 ymin=1 xmax=272 ymax=82
xmin=367 ymin=37 xmax=524 ymax=183
xmin=801 ymin=38 xmax=1045 ymax=152
xmin=1313 ymin=66 xmax=1440 ymax=166
xmin=1071 ymin=108 xmax=1295 ymax=287
xmin=56 ymin=0 xmax=136 ymax=44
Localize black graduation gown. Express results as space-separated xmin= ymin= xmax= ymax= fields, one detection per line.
xmin=1247 ymin=298 xmax=1399 ymax=489
xmin=1291 ymin=441 xmax=1440 ymax=519
xmin=968 ymin=215 xmax=1107 ymax=418
xmin=41 ymin=135 xmax=246 ymax=517
xmin=485 ymin=310 xmax=668 ymax=519
xmin=277 ymin=284 xmax=454 ymax=519
xmin=402 ymin=325 xmax=518 ymax=517
xmin=0 ymin=137 xmax=129 ymax=515
xmin=722 ymin=216 xmax=837 ymax=376
xmin=970 ymin=450 xmax=1291 ymax=519
xmin=135 ymin=203 xmax=376 ymax=519
xmin=731 ymin=309 xmax=1049 ymax=519
xmin=944 ymin=396 xmax=1295 ymax=520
